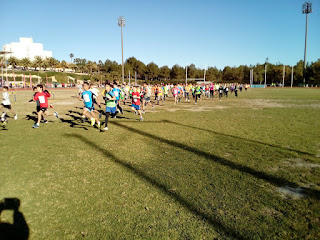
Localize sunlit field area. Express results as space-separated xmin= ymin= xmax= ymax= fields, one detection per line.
xmin=1 ymin=87 xmax=320 ymax=239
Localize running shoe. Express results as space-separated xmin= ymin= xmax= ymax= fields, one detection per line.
xmin=103 ymin=127 xmax=108 ymax=131
xmin=43 ymin=119 xmax=48 ymax=123
xmin=140 ymin=116 xmax=143 ymax=121
xmin=54 ymin=112 xmax=59 ymax=118
xmin=33 ymin=124 xmax=39 ymax=128
xmin=14 ymin=114 xmax=17 ymax=120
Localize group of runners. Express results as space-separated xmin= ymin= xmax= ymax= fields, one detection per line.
xmin=1 ymin=81 xmax=246 ymax=130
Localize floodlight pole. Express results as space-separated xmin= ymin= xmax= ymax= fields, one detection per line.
xmin=6 ymin=62 xmax=8 ymax=86
xmin=282 ymin=65 xmax=285 ymax=87
xmin=118 ymin=16 xmax=125 ymax=84
xmin=129 ymin=70 xmax=130 ymax=85
xmin=291 ymin=66 xmax=294 ymax=88
xmin=264 ymin=58 xmax=268 ymax=88
xmin=302 ymin=2 xmax=312 ymax=86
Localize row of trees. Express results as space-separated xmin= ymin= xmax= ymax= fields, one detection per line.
xmin=2 ymin=56 xmax=70 ymax=72
xmin=1 ymin=55 xmax=319 ymax=85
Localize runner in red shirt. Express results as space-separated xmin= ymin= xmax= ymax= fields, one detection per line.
xmin=33 ymin=84 xmax=59 ymax=128
xmin=131 ymin=86 xmax=143 ymax=121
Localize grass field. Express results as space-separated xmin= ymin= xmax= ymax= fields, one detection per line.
xmin=1 ymin=88 xmax=320 ymax=239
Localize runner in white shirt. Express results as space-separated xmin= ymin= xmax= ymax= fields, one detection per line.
xmin=1 ymin=86 xmax=17 ymax=120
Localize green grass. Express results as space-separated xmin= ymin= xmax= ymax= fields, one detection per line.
xmin=1 ymin=88 xmax=320 ymax=239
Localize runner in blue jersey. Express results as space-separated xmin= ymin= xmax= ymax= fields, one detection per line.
xmin=112 ymin=83 xmax=123 ymax=114
xmin=79 ymin=82 xmax=100 ymax=127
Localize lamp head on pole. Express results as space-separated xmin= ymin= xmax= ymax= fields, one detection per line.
xmin=118 ymin=16 xmax=125 ymax=27
xmin=302 ymin=2 xmax=312 ymax=14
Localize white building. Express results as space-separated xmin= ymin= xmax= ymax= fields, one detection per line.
xmin=2 ymin=37 xmax=52 ymax=61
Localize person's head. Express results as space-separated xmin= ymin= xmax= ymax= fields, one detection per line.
xmin=37 ymin=84 xmax=43 ymax=92
xmin=143 ymin=82 xmax=147 ymax=87
xmin=33 ymin=86 xmax=37 ymax=92
xmin=105 ymin=83 xmax=112 ymax=92
xmin=3 ymin=86 xmax=8 ymax=92
xmin=83 ymin=82 xmax=90 ymax=91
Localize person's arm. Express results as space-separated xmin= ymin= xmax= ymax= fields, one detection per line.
xmin=44 ymin=90 xmax=51 ymax=98
xmin=78 ymin=93 xmax=83 ymax=101
xmin=106 ymin=92 xmax=116 ymax=101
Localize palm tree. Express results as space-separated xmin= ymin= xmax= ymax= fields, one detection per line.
xmin=42 ymin=57 xmax=50 ymax=71
xmin=69 ymin=63 xmax=78 ymax=72
xmin=7 ymin=56 xmax=19 ymax=71
xmin=20 ymin=57 xmax=31 ymax=70
xmin=48 ymin=57 xmax=58 ymax=71
xmin=60 ymin=60 xmax=68 ymax=72
xmin=34 ymin=56 xmax=43 ymax=71
xmin=70 ymin=53 xmax=74 ymax=63
xmin=86 ymin=61 xmax=94 ymax=75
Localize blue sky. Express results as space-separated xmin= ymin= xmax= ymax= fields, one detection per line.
xmin=1 ymin=0 xmax=319 ymax=69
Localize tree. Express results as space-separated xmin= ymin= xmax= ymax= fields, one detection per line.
xmin=34 ymin=56 xmax=44 ymax=71
xmin=187 ymin=64 xmax=197 ymax=79
xmin=47 ymin=57 xmax=59 ymax=71
xmin=145 ymin=62 xmax=159 ymax=80
xmin=60 ymin=60 xmax=68 ymax=72
xmin=126 ymin=57 xmax=146 ymax=76
xmin=70 ymin=53 xmax=74 ymax=63
xmin=42 ymin=57 xmax=50 ymax=71
xmin=69 ymin=63 xmax=78 ymax=72
xmin=7 ymin=56 xmax=19 ymax=70
xmin=20 ymin=57 xmax=31 ymax=70
xmin=110 ymin=61 xmax=121 ymax=74
xmin=206 ymin=67 xmax=221 ymax=82
xmin=74 ymin=58 xmax=86 ymax=73
xmin=124 ymin=62 xmax=133 ymax=77
xmin=97 ymin=60 xmax=104 ymax=74
xmin=159 ymin=66 xmax=171 ymax=81
xmin=222 ymin=66 xmax=235 ymax=82
xmin=309 ymin=59 xmax=320 ymax=86
xmin=103 ymin=59 xmax=113 ymax=73
xmin=170 ymin=64 xmax=184 ymax=80
xmin=295 ymin=60 xmax=304 ymax=83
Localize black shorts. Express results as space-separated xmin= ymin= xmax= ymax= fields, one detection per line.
xmin=36 ymin=106 xmax=41 ymax=112
xmin=40 ymin=107 xmax=48 ymax=112
xmin=1 ymin=104 xmax=11 ymax=110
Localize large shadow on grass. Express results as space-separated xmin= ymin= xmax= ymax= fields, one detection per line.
xmin=163 ymin=120 xmax=317 ymax=157
xmin=65 ymin=133 xmax=244 ymax=239
xmin=59 ymin=114 xmax=89 ymax=130
xmin=0 ymin=198 xmax=29 ymax=240
xmin=110 ymin=122 xmax=320 ymax=201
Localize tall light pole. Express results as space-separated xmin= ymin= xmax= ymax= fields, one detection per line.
xmin=264 ymin=57 xmax=269 ymax=87
xmin=118 ymin=16 xmax=125 ymax=84
xmin=302 ymin=2 xmax=312 ymax=86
